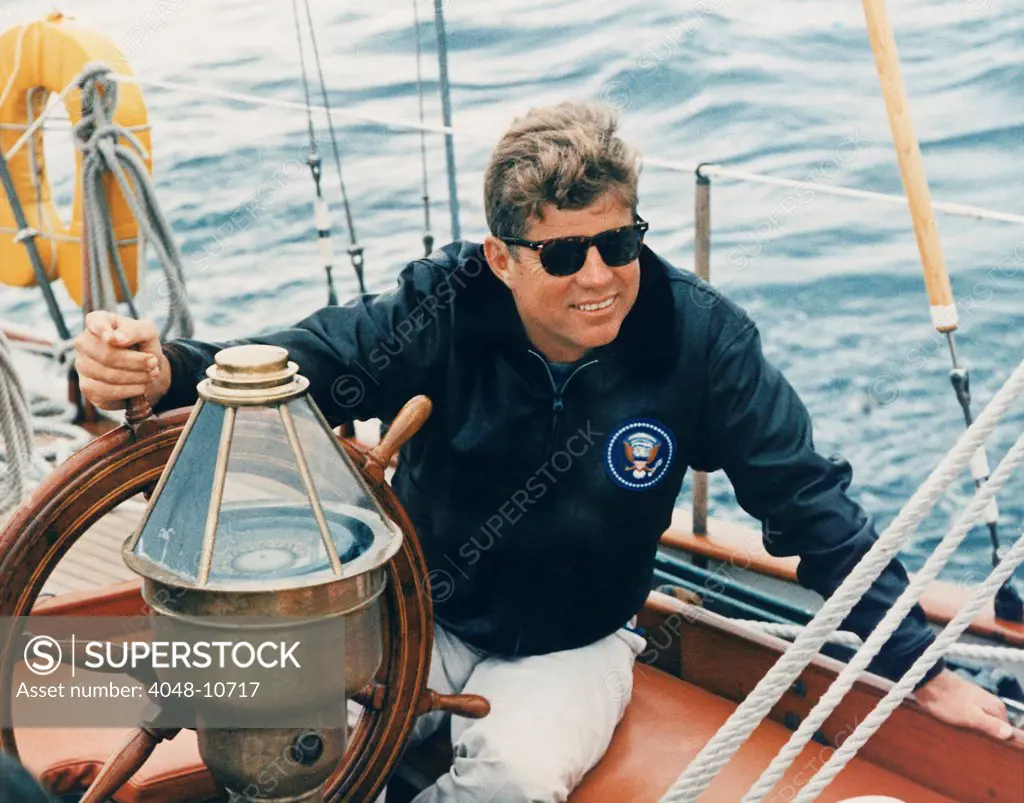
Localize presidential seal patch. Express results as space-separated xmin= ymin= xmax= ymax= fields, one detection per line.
xmin=604 ymin=419 xmax=676 ymax=490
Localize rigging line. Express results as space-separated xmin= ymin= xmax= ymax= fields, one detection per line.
xmin=25 ymin=89 xmax=56 ymax=281
xmin=0 ymin=146 xmax=70 ymax=340
xmin=290 ymin=0 xmax=319 ymax=153
xmin=4 ymin=96 xmax=63 ymax=161
xmin=108 ymin=75 xmax=1024 ymax=227
xmin=3 ymin=65 xmax=141 ymax=163
xmin=114 ymin=74 xmax=462 ymax=136
xmin=678 ymin=159 xmax=1024 ymax=226
xmin=301 ymin=0 xmax=365 ymax=294
xmin=0 ymin=24 xmax=27 ymax=111
xmin=291 ymin=0 xmax=341 ymax=303
xmin=0 ymin=226 xmax=136 ymax=244
xmin=412 ymin=0 xmax=434 ymax=257
xmin=433 ymin=0 xmax=461 ymax=240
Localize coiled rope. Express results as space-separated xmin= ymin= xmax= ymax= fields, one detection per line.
xmin=73 ymin=64 xmax=193 ymax=339
xmin=660 ymin=356 xmax=1024 ymax=802
xmin=0 ymin=331 xmax=33 ymax=517
xmin=0 ymin=330 xmax=89 ymax=518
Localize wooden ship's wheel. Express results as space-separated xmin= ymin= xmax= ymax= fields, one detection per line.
xmin=0 ymin=399 xmax=487 ymax=802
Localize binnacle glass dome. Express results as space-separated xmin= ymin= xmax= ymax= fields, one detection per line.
xmin=125 ymin=345 xmax=399 ymax=591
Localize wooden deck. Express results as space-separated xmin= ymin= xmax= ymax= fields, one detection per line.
xmin=36 ymin=498 xmax=144 ymax=599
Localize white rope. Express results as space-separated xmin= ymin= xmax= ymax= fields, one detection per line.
xmin=0 ymin=331 xmax=89 ymax=518
xmin=0 ymin=226 xmax=138 ymax=245
xmin=796 ymin=520 xmax=1024 ymax=802
xmin=1 ymin=120 xmax=149 ymax=137
xmin=113 ymin=74 xmax=463 ymax=137
xmin=4 ymin=95 xmax=65 ymax=161
xmin=6 ymin=100 xmax=152 ymax=160
xmin=735 ymin=621 xmax=1024 ymax=664
xmin=0 ymin=122 xmax=54 ymax=130
xmin=0 ymin=121 xmax=70 ymax=130
xmin=659 ymin=356 xmax=1024 ymax=802
xmin=0 ymin=25 xmax=149 ymax=163
xmin=1 ymin=325 xmax=78 ymax=376
xmin=741 ymin=422 xmax=1024 ymax=802
xmin=0 ymin=24 xmax=28 ymax=113
xmin=0 ymin=329 xmax=34 ymax=516
xmin=645 ymin=159 xmax=1024 ymax=226
xmin=109 ymin=74 xmax=1024 ymax=228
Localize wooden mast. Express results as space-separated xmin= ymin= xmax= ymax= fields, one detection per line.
xmin=861 ymin=0 xmax=957 ymax=333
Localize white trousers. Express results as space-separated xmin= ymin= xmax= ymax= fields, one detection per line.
xmin=404 ymin=623 xmax=646 ymax=803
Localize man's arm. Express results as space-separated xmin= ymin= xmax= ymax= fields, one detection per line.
xmin=155 ymin=259 xmax=450 ymax=424
xmin=693 ymin=319 xmax=1015 ymax=739
xmin=693 ymin=319 xmax=939 ymax=683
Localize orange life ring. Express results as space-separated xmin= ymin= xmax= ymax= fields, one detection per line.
xmin=0 ymin=12 xmax=151 ymax=306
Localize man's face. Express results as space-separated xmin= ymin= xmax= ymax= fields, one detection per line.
xmin=484 ymin=193 xmax=641 ymax=363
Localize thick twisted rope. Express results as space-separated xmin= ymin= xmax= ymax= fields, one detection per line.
xmin=796 ymin=518 xmax=1024 ymax=801
xmin=742 ymin=422 xmax=1024 ymax=802
xmin=735 ymin=621 xmax=1024 ymax=665
xmin=73 ymin=64 xmax=193 ymax=339
xmin=0 ymin=332 xmax=34 ymax=515
xmin=0 ymin=332 xmax=89 ymax=518
xmin=660 ymin=357 xmax=1024 ymax=802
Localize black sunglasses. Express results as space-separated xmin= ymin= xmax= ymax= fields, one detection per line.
xmin=498 ymin=218 xmax=649 ymax=277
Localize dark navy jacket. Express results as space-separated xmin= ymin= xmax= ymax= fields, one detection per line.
xmin=159 ymin=241 xmax=937 ymax=681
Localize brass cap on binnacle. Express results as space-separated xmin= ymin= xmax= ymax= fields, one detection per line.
xmin=197 ymin=344 xmax=309 ymax=405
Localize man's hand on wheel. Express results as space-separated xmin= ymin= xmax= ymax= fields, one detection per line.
xmin=74 ymin=312 xmax=171 ymax=410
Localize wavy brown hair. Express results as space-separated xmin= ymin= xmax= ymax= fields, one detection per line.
xmin=484 ymin=101 xmax=639 ymax=240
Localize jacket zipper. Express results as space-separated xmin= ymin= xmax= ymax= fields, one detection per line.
xmin=528 ymin=350 xmax=598 ymax=455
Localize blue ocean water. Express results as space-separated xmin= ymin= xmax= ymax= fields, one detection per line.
xmin=1 ymin=0 xmax=1022 ymax=580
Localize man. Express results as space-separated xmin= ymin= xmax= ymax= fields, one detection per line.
xmin=75 ymin=102 xmax=1013 ymax=801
